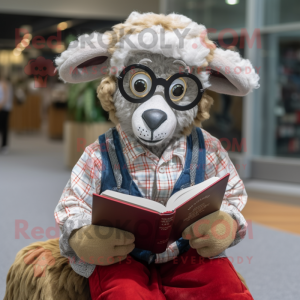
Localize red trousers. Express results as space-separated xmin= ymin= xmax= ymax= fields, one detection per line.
xmin=89 ymin=249 xmax=253 ymax=300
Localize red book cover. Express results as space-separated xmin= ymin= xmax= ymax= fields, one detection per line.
xmin=92 ymin=174 xmax=229 ymax=253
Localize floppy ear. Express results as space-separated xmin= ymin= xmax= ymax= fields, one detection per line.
xmin=55 ymin=32 xmax=110 ymax=83
xmin=207 ymin=48 xmax=260 ymax=96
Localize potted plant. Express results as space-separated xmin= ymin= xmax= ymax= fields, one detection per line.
xmin=64 ymin=80 xmax=113 ymax=168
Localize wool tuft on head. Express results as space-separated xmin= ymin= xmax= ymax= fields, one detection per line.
xmin=56 ymin=12 xmax=259 ymax=148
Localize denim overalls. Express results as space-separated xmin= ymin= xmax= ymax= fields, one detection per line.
xmin=98 ymin=127 xmax=206 ymax=263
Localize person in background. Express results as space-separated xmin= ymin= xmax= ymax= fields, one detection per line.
xmin=0 ymin=73 xmax=13 ymax=154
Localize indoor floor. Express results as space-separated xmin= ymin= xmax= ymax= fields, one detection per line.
xmin=0 ymin=132 xmax=299 ymax=300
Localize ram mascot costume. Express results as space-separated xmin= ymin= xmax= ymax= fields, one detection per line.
xmin=5 ymin=12 xmax=259 ymax=300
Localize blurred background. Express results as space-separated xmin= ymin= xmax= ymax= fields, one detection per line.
xmin=0 ymin=0 xmax=299 ymax=299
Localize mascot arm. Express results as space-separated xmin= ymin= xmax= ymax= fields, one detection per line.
xmin=54 ymin=142 xmax=134 ymax=271
xmin=182 ymin=131 xmax=248 ymax=257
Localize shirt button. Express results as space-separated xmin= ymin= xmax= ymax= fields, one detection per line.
xmin=159 ymin=167 xmax=165 ymax=173
xmin=159 ymin=200 xmax=164 ymax=204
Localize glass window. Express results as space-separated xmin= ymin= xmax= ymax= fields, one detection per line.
xmin=166 ymin=0 xmax=246 ymax=31
xmin=202 ymin=38 xmax=245 ymax=153
xmin=261 ymin=31 xmax=300 ymax=157
xmin=264 ymin=0 xmax=300 ymax=26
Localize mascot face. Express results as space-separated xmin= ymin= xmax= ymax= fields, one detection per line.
xmin=113 ymin=52 xmax=203 ymax=147
xmin=56 ymin=12 xmax=259 ymax=152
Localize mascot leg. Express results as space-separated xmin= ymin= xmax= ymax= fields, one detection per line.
xmin=159 ymin=248 xmax=253 ymax=300
xmin=89 ymin=257 xmax=165 ymax=300
xmin=5 ymin=241 xmax=251 ymax=300
xmin=89 ymin=249 xmax=252 ymax=300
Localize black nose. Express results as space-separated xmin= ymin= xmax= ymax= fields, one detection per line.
xmin=142 ymin=109 xmax=167 ymax=132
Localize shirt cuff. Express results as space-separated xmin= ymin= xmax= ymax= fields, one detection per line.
xmin=155 ymin=241 xmax=180 ymax=264
xmin=220 ymin=204 xmax=247 ymax=247
xmin=59 ymin=213 xmax=95 ymax=278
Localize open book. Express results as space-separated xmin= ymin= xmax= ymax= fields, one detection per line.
xmin=92 ymin=173 xmax=229 ymax=253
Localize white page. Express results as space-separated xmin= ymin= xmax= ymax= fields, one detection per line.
xmin=166 ymin=177 xmax=219 ymax=210
xmin=102 ymin=177 xmax=219 ymax=213
xmin=101 ymin=190 xmax=167 ymax=213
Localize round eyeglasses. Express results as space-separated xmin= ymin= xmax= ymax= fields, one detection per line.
xmin=117 ymin=64 xmax=204 ymax=111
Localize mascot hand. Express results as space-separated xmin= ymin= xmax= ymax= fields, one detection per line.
xmin=69 ymin=225 xmax=135 ymax=265
xmin=182 ymin=211 xmax=237 ymax=257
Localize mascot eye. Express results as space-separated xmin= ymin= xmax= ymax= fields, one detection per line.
xmin=130 ymin=72 xmax=152 ymax=97
xmin=135 ymin=79 xmax=146 ymax=92
xmin=169 ymin=78 xmax=187 ymax=101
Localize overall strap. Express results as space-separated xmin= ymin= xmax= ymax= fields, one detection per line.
xmin=100 ymin=128 xmax=143 ymax=197
xmin=194 ymin=127 xmax=206 ymax=184
xmin=190 ymin=127 xmax=201 ymax=186
xmin=105 ymin=128 xmax=123 ymax=189
xmin=171 ymin=127 xmax=203 ymax=195
xmin=98 ymin=130 xmax=118 ymax=194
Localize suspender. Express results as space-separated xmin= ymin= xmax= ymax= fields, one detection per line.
xmin=105 ymin=128 xmax=123 ymax=190
xmin=104 ymin=127 xmax=201 ymax=193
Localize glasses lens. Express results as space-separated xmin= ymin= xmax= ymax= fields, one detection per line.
xmin=168 ymin=76 xmax=200 ymax=107
xmin=169 ymin=78 xmax=187 ymax=101
xmin=122 ymin=68 xmax=152 ymax=99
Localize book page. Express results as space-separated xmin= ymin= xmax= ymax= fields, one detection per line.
xmin=166 ymin=177 xmax=219 ymax=210
xmin=101 ymin=190 xmax=167 ymax=213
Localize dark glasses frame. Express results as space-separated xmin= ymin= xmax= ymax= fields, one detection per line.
xmin=117 ymin=64 xmax=204 ymax=111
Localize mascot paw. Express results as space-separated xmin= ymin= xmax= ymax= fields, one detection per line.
xmin=69 ymin=225 xmax=135 ymax=265
xmin=182 ymin=211 xmax=237 ymax=257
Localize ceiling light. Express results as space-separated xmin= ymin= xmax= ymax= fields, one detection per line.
xmin=53 ymin=43 xmax=66 ymax=53
xmin=13 ymin=49 xmax=21 ymax=56
xmin=57 ymin=22 xmax=68 ymax=31
xmin=24 ymin=33 xmax=32 ymax=40
xmin=17 ymin=43 xmax=25 ymax=50
xmin=226 ymin=0 xmax=239 ymax=5
xmin=10 ymin=51 xmax=24 ymax=64
xmin=21 ymin=39 xmax=30 ymax=47
xmin=20 ymin=25 xmax=32 ymax=34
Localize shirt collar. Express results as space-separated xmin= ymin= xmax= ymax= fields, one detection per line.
xmin=116 ymin=124 xmax=187 ymax=165
xmin=116 ymin=124 xmax=147 ymax=162
xmin=161 ymin=136 xmax=187 ymax=166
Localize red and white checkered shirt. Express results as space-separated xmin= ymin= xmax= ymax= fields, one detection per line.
xmin=55 ymin=124 xmax=247 ymax=265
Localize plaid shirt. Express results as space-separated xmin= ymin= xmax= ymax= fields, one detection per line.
xmin=55 ymin=125 xmax=247 ymax=268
